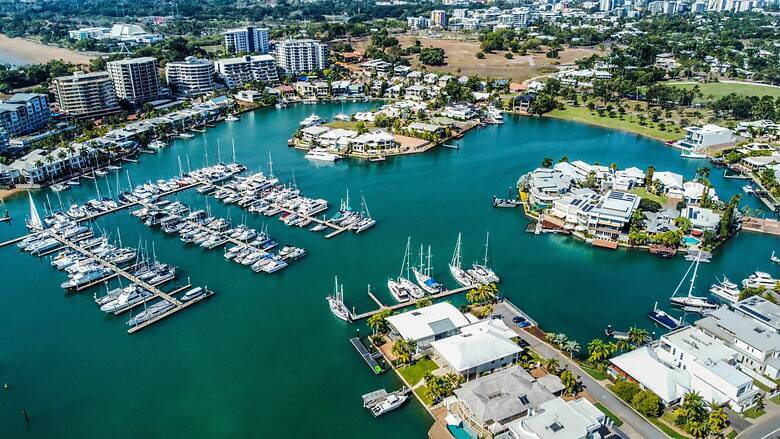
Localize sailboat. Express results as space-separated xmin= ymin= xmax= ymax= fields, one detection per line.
xmin=669 ymin=252 xmax=718 ymax=313
xmin=647 ymin=301 xmax=683 ymax=330
xmin=449 ymin=233 xmax=475 ymax=287
xmin=326 ymin=276 xmax=350 ymax=322
xmin=355 ymin=192 xmax=375 ymax=233
xmin=468 ymin=231 xmax=500 ymax=284
xmin=412 ymin=244 xmax=443 ymax=294
xmin=387 ymin=237 xmax=424 ymax=302
xmin=26 ymin=192 xmax=44 ymax=231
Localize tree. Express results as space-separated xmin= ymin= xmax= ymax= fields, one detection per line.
xmin=627 ymin=327 xmax=650 ymax=347
xmin=475 ymin=52 xmax=485 ymax=59
xmin=563 ymin=340 xmax=580 ymax=358
xmin=559 ymin=370 xmax=581 ymax=396
xmin=541 ymin=157 xmax=554 ymax=168
xmin=416 ymin=298 xmax=433 ymax=308
xmin=419 ymin=47 xmax=445 ymax=66
xmin=587 ymin=339 xmax=612 ymax=364
xmin=707 ymin=405 xmax=728 ymax=435
xmin=612 ymin=380 xmax=641 ymax=402
xmin=367 ymin=309 xmax=393 ymax=334
xmin=632 ymin=391 xmax=662 ymax=417
xmin=544 ymin=357 xmax=560 ymax=375
xmin=392 ymin=338 xmax=416 ymax=365
xmin=674 ymin=216 xmax=692 ymax=234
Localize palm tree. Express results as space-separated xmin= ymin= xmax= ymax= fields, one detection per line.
xmin=559 ymin=370 xmax=580 ymax=396
xmin=707 ymin=405 xmax=728 ymax=435
xmin=587 ymin=339 xmax=611 ymax=364
xmin=564 ymin=340 xmax=580 ymax=358
xmin=627 ymin=327 xmax=650 ymax=347
xmin=392 ymin=338 xmax=416 ymax=366
xmin=544 ymin=358 xmax=560 ymax=375
xmin=687 ymin=421 xmax=709 ymax=438
xmin=615 ymin=338 xmax=632 ymax=352
xmin=367 ymin=309 xmax=393 ymax=335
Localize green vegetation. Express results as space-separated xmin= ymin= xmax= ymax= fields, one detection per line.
xmin=419 ymin=47 xmax=445 ymax=66
xmin=595 ymin=403 xmax=624 ymax=427
xmin=580 ymin=364 xmax=608 ymax=381
xmin=651 ymin=416 xmax=691 ymax=439
xmin=397 ymin=357 xmax=437 ymax=385
xmin=391 ymin=338 xmax=417 ymax=366
xmin=726 ymin=431 xmax=738 ymax=439
xmin=545 ymin=106 xmax=683 ymax=142
xmin=666 ymin=81 xmax=780 ymax=100
xmin=771 ymin=393 xmax=780 ymax=405
xmin=630 ymin=187 xmax=668 ymax=205
xmin=414 ymin=385 xmax=434 ymax=406
xmin=609 ymin=380 xmax=664 ymax=419
xmin=423 ymin=372 xmax=464 ymax=404
xmin=672 ymin=392 xmax=730 ymax=438
xmin=743 ymin=405 xmax=765 ymax=419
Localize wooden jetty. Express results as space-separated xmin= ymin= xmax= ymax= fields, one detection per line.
xmin=349 ymin=284 xmax=478 ymax=321
xmin=350 ymin=337 xmax=384 ymax=374
xmin=743 ymin=216 xmax=780 ymax=236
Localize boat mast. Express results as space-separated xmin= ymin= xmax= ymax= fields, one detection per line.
xmin=687 ymin=252 xmax=701 ymax=299
xmin=361 ymin=191 xmax=371 ymax=218
xmin=126 ymin=170 xmax=132 ymax=190
xmin=451 ymin=233 xmax=462 ymax=268
xmin=427 ymin=245 xmax=433 ymax=276
xmin=268 ymin=151 xmax=274 ymax=179
xmin=400 ymin=237 xmax=411 ymax=279
xmin=232 ymin=139 xmax=237 ymax=164
xmin=418 ymin=244 xmax=425 ymax=272
xmin=217 ymin=138 xmax=222 ymax=164
xmin=483 ymin=231 xmax=490 ymax=266
xmin=177 ymin=155 xmax=183 ymax=177
xmin=670 ymin=258 xmax=697 ymax=299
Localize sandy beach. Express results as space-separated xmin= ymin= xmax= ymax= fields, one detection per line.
xmin=0 ymin=34 xmax=96 ymax=65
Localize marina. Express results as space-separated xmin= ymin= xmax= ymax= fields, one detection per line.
xmin=2 ymin=103 xmax=779 ymax=438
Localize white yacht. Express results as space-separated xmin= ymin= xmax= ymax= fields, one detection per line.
xmin=126 ymin=300 xmax=175 ymax=326
xmin=486 ymin=106 xmax=504 ymax=124
xmin=742 ymin=271 xmax=778 ymax=289
xmin=100 ymin=286 xmax=153 ymax=313
xmin=326 ymin=277 xmax=350 ymax=322
xmin=449 ymin=233 xmax=475 ymax=287
xmin=680 ymin=148 xmax=708 ymax=159
xmin=468 ymin=232 xmax=500 ymax=285
xmin=299 ymin=114 xmax=324 ymax=128
xmin=709 ymin=277 xmax=741 ymax=303
xmin=387 ymin=278 xmax=411 ymax=303
xmin=370 ymin=393 xmax=409 ymax=417
xmin=389 ymin=238 xmax=425 ymax=300
xmin=225 ymin=114 xmax=239 ymax=122
xmin=304 ymin=148 xmax=340 ymax=162
xmin=412 ymin=245 xmax=443 ymax=294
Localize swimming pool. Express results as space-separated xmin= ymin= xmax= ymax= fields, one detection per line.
xmin=447 ymin=424 xmax=477 ymax=439
xmin=683 ymin=236 xmax=700 ymax=246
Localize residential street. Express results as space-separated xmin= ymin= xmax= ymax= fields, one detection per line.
xmin=493 ymin=302 xmax=666 ymax=439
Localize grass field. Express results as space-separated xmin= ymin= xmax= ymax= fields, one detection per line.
xmin=629 ymin=187 xmax=669 ymax=205
xmin=398 ymin=357 xmax=438 ymax=386
xmin=545 ymin=106 xmax=684 ymax=142
xmin=743 ymin=405 xmax=766 ymax=419
xmin=580 ymin=364 xmax=609 ymax=381
xmin=414 ymin=385 xmax=434 ymax=406
xmin=666 ymin=81 xmax=780 ymax=100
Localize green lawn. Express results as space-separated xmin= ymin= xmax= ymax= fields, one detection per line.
xmin=629 ymin=187 xmax=669 ymax=205
xmin=325 ymin=120 xmax=373 ymax=130
xmin=651 ymin=416 xmax=691 ymax=439
xmin=414 ymin=385 xmax=434 ymax=406
xmin=595 ymin=403 xmax=624 ymax=427
xmin=398 ymin=357 xmax=438 ymax=386
xmin=743 ymin=406 xmax=765 ymax=419
xmin=771 ymin=393 xmax=780 ymax=405
xmin=753 ymin=379 xmax=773 ymax=393
xmin=581 ymin=364 xmax=609 ymax=381
xmin=545 ymin=106 xmax=684 ymax=142
xmin=726 ymin=430 xmax=737 ymax=439
xmin=666 ymin=81 xmax=780 ymax=101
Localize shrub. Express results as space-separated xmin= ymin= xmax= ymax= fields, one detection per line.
xmin=475 ymin=52 xmax=485 ymax=59
xmin=632 ymin=390 xmax=663 ymax=418
xmin=612 ymin=380 xmax=641 ymax=402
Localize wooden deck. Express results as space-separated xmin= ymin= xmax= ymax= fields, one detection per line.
xmin=742 ymin=216 xmax=780 ymax=235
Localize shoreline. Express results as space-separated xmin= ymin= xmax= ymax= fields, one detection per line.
xmin=540 ymin=110 xmax=682 ymax=144
xmin=0 ymin=34 xmax=96 ymax=65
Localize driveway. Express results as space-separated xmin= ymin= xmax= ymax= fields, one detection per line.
xmin=492 ymin=301 xmax=666 ymax=439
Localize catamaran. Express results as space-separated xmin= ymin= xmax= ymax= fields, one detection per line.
xmin=412 ymin=244 xmax=443 ymax=294
xmin=468 ymin=231 xmax=500 ymax=284
xmin=449 ymin=233 xmax=475 ymax=287
xmin=387 ymin=237 xmax=425 ymax=301
xmin=669 ymin=252 xmax=718 ymax=313
xmin=326 ymin=276 xmax=350 ymax=322
xmin=647 ymin=301 xmax=683 ymax=330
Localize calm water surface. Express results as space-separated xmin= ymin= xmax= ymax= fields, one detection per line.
xmin=1 ymin=103 xmax=777 ymax=438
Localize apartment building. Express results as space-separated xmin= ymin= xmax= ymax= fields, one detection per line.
xmin=165 ymin=56 xmax=215 ymax=96
xmin=107 ymin=57 xmax=162 ymax=104
xmin=53 ymin=71 xmax=120 ymax=118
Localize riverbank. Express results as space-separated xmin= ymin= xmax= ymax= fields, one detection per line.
xmin=0 ymin=34 xmax=96 ymax=65
xmin=544 ymin=106 xmax=684 ymax=143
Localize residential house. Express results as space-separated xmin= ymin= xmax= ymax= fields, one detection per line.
xmin=430 ymin=319 xmax=522 ymax=379
xmin=385 ymin=302 xmax=472 ymax=353
xmin=502 ymin=397 xmax=608 ymax=439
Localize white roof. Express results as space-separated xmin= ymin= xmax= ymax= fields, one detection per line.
xmin=508 ymin=397 xmax=604 ymax=439
xmin=610 ymin=346 xmax=689 ymax=403
xmin=300 ymin=125 xmax=331 ymax=136
xmin=431 ymin=320 xmax=521 ymax=372
xmin=386 ymin=302 xmax=470 ymax=342
xmin=653 ymin=171 xmax=683 ymax=189
xmin=683 ymin=181 xmax=717 ymax=200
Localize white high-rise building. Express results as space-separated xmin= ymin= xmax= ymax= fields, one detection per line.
xmin=223 ymin=26 xmax=270 ymax=54
xmin=106 ymin=57 xmax=161 ymax=104
xmin=215 ymin=55 xmax=279 ymax=88
xmin=274 ymin=39 xmax=328 ymax=74
xmin=407 ymin=16 xmax=429 ymax=30
xmin=52 ymin=71 xmax=120 ymax=118
xmin=599 ymin=0 xmax=614 ymax=11
xmin=165 ymin=56 xmax=214 ymax=96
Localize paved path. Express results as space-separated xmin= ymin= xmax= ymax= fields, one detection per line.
xmin=740 ymin=400 xmax=780 ymax=439
xmin=492 ymin=302 xmax=666 ymax=439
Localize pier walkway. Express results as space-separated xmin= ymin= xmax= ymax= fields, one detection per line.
xmin=743 ymin=216 xmax=780 ymax=235
xmin=349 ymin=284 xmax=478 ymax=321
xmin=349 ymin=337 xmax=384 ymax=374
xmin=45 ymin=230 xmax=213 ymax=334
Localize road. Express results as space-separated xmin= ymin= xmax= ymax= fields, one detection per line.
xmin=493 ymin=302 xmax=666 ymax=439
xmin=740 ymin=410 xmax=780 ymax=439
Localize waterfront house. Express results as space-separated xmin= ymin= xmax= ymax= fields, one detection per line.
xmin=682 ymin=181 xmax=718 ymax=205
xmin=440 ymin=104 xmax=478 ymax=121
xmin=404 ymin=85 xmax=431 ymax=101
xmin=675 ymin=125 xmax=734 ymax=151
xmin=682 ymin=206 xmax=721 ymax=232
xmin=299 ymin=125 xmax=331 ymax=144
xmin=349 ymin=130 xmax=396 ymax=153
xmin=407 ymin=122 xmax=444 ymax=136
xmin=740 ymin=154 xmax=780 ymax=172
xmin=318 ymin=128 xmax=358 ymax=149
xmin=643 ymin=208 xmax=680 ymax=235
xmin=522 ymin=168 xmax=575 ymax=204
xmin=430 ymin=319 xmax=522 ymax=379
xmin=234 ymin=90 xmax=264 ymax=103
xmin=651 ymin=171 xmax=684 ymax=199
xmin=501 ymin=397 xmax=608 ymax=439
xmin=613 ymin=167 xmax=646 ymax=191
xmin=450 ymin=365 xmax=561 ymax=436
xmin=695 ymin=306 xmax=780 ymax=380
xmin=610 ymin=326 xmax=760 ymax=412
xmin=732 ymin=296 xmax=780 ymax=333
xmin=581 ymin=190 xmax=640 ymax=241
xmin=385 ymin=302 xmax=472 ymax=353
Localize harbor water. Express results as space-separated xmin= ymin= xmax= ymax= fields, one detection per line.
xmin=1 ymin=102 xmax=777 ymax=438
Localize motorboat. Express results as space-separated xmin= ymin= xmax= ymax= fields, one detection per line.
xmin=680 ymin=148 xmax=708 ymax=159
xmin=61 ymin=267 xmax=112 ymax=289
xmin=387 ymin=278 xmax=411 ymax=303
xmin=126 ymin=299 xmax=175 ymax=326
xmin=363 ymin=388 xmax=410 ymax=417
xmin=180 ymin=287 xmax=207 ymax=302
xmin=304 ymin=148 xmax=340 ymax=162
xmin=709 ymin=277 xmax=741 ymax=303
xmin=299 ymin=114 xmax=324 ymax=128
xmin=51 ymin=183 xmax=69 ymax=192
xmin=100 ymin=286 xmax=153 ymax=313
xmin=225 ymin=114 xmax=239 ymax=122
xmin=742 ymin=271 xmax=778 ymax=289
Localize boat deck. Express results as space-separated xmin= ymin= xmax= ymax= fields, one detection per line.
xmin=349 ymin=284 xmax=479 ymax=321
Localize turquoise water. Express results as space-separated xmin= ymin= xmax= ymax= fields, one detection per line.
xmin=1 ymin=103 xmax=777 ymax=438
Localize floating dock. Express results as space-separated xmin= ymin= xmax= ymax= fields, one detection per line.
xmin=350 ymin=337 xmax=384 ymax=374
xmin=349 ymin=284 xmax=479 ymax=321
